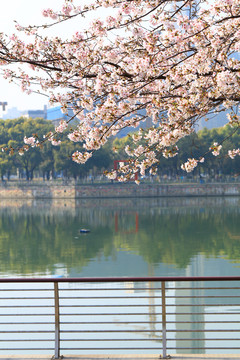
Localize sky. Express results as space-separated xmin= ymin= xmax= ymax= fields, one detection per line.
xmin=0 ymin=0 xmax=90 ymax=115
xmin=0 ymin=1 xmax=62 ymax=114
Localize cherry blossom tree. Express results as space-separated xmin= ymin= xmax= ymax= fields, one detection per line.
xmin=0 ymin=0 xmax=240 ymax=182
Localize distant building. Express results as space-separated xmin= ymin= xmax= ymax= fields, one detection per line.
xmin=47 ymin=106 xmax=74 ymax=126
xmin=3 ymin=106 xmax=21 ymax=120
xmin=23 ymin=105 xmax=47 ymax=119
xmin=3 ymin=105 xmax=48 ymax=120
xmin=0 ymin=102 xmax=7 ymax=112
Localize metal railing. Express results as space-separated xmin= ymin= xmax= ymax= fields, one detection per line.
xmin=0 ymin=276 xmax=240 ymax=359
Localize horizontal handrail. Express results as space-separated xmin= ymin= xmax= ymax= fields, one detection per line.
xmin=0 ymin=276 xmax=240 ymax=282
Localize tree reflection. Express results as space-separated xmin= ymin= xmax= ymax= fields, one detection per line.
xmin=0 ymin=198 xmax=240 ymax=276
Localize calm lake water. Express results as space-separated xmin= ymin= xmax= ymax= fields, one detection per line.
xmin=0 ymin=196 xmax=240 ymax=278
xmin=0 ymin=196 xmax=240 ymax=355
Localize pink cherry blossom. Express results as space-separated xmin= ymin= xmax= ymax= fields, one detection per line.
xmin=228 ymin=149 xmax=240 ymax=159
xmin=0 ymin=0 xmax=239 ymax=180
xmin=24 ymin=136 xmax=36 ymax=147
xmin=210 ymin=142 xmax=223 ymax=156
xmin=55 ymin=120 xmax=68 ymax=133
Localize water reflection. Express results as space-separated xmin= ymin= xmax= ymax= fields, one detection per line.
xmin=0 ymin=197 xmax=240 ymax=355
xmin=0 ymin=197 xmax=240 ymax=277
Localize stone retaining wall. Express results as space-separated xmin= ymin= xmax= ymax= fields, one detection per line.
xmin=0 ymin=183 xmax=240 ymax=198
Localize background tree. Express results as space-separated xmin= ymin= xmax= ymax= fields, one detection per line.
xmin=1 ymin=116 xmax=240 ymax=180
xmin=54 ymin=140 xmax=113 ymax=180
xmin=53 ymin=141 xmax=83 ymax=179
xmin=0 ymin=118 xmax=53 ymax=180
xmin=39 ymin=141 xmax=55 ymax=180
xmin=13 ymin=118 xmax=54 ymax=180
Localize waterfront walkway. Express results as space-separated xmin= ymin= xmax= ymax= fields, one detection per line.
xmin=1 ymin=355 xmax=240 ymax=360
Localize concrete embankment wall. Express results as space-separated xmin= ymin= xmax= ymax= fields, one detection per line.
xmin=0 ymin=183 xmax=240 ymax=198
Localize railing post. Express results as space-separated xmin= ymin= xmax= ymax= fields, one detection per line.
xmin=161 ymin=281 xmax=167 ymax=358
xmin=54 ymin=282 xmax=60 ymax=359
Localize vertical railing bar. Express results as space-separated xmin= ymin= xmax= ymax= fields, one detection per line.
xmin=54 ymin=282 xmax=60 ymax=359
xmin=161 ymin=281 xmax=167 ymax=358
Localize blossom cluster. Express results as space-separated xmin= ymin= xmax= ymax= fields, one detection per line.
xmin=209 ymin=143 xmax=223 ymax=156
xmin=0 ymin=0 xmax=239 ymax=179
xmin=181 ymin=158 xmax=198 ymax=173
xmin=162 ymin=146 xmax=179 ymax=159
xmin=226 ymin=113 xmax=240 ymax=127
xmin=24 ymin=136 xmax=37 ymax=147
xmin=72 ymin=151 xmax=92 ymax=164
xmin=228 ymin=149 xmax=240 ymax=159
xmin=55 ymin=120 xmax=68 ymax=134
xmin=45 ymin=132 xmax=61 ymax=146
